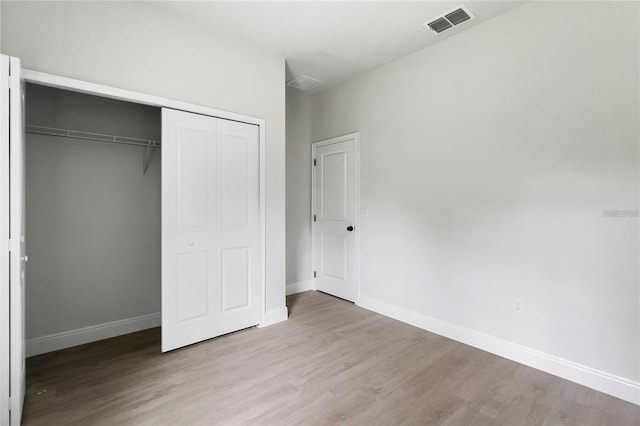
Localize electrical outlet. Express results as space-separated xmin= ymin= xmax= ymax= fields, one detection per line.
xmin=513 ymin=298 xmax=523 ymax=313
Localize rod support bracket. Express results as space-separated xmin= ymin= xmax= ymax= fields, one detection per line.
xmin=143 ymin=141 xmax=153 ymax=175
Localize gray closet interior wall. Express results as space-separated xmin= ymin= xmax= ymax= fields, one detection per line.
xmin=25 ymin=84 xmax=161 ymax=341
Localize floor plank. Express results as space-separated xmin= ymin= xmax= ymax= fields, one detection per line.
xmin=23 ymin=291 xmax=640 ymax=425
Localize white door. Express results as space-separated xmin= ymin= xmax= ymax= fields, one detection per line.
xmin=162 ymin=108 xmax=260 ymax=352
xmin=313 ymin=134 xmax=359 ymax=302
xmin=0 ymin=55 xmax=26 ymax=426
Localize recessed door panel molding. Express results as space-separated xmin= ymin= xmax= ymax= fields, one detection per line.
xmin=220 ymin=132 xmax=250 ymax=228
xmin=321 ymin=233 xmax=347 ymax=280
xmin=176 ymin=252 xmax=210 ymax=322
xmin=162 ymin=109 xmax=261 ymax=352
xmin=312 ymin=133 xmax=360 ymax=303
xmin=177 ymin=126 xmax=211 ymax=230
xmin=321 ymin=151 xmax=348 ymax=221
xmin=221 ymin=247 xmax=250 ymax=312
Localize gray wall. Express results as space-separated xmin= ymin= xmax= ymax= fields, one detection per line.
xmin=285 ymin=89 xmax=312 ymax=285
xmin=1 ymin=1 xmax=286 ymax=313
xmin=25 ymin=84 xmax=161 ymax=339
xmin=310 ymin=1 xmax=639 ymax=382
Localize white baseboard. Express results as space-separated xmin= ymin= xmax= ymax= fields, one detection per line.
xmin=261 ymin=307 xmax=288 ymax=327
xmin=286 ymin=279 xmax=315 ymax=295
xmin=26 ymin=312 xmax=161 ymax=357
xmin=357 ymin=294 xmax=640 ymax=405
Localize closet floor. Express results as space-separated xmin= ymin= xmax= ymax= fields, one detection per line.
xmin=23 ymin=291 xmax=639 ymax=425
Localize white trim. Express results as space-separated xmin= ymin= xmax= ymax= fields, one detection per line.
xmin=261 ymin=307 xmax=288 ymax=327
xmin=286 ymin=280 xmax=315 ymax=296
xmin=9 ymin=56 xmax=25 ymax=426
xmin=22 ymin=70 xmax=264 ymax=127
xmin=0 ymin=54 xmax=11 ymax=426
xmin=259 ymin=123 xmax=266 ymax=328
xmin=21 ymin=69 xmax=268 ymax=329
xmin=357 ymin=294 xmax=640 ymax=405
xmin=26 ymin=313 xmax=161 ymax=358
xmin=311 ymin=132 xmax=361 ymax=304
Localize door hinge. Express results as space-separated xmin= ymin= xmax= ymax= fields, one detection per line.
xmin=313 ymin=215 xmax=316 ymax=222
xmin=313 ymin=271 xmax=317 ymax=278
xmin=313 ymin=159 xmax=316 ymax=166
xmin=7 ymin=397 xmax=11 ymax=411
xmin=8 ymin=239 xmax=18 ymax=252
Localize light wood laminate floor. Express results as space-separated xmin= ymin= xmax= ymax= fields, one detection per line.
xmin=23 ymin=291 xmax=639 ymax=425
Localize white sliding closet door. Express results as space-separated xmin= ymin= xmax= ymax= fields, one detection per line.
xmin=0 ymin=55 xmax=26 ymax=426
xmin=161 ymin=109 xmax=260 ymax=352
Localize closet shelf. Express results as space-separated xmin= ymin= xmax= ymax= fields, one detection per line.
xmin=25 ymin=125 xmax=160 ymax=148
xmin=26 ymin=125 xmax=160 ymax=174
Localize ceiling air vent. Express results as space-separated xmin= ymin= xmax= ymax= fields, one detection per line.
xmin=445 ymin=8 xmax=472 ymax=25
xmin=424 ymin=5 xmax=475 ymax=35
xmin=427 ymin=17 xmax=452 ymax=34
xmin=286 ymin=75 xmax=322 ymax=91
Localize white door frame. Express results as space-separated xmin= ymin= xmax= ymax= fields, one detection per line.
xmin=0 ymin=55 xmax=11 ymax=426
xmin=311 ymin=132 xmax=361 ymax=305
xmin=20 ymin=69 xmax=267 ymax=328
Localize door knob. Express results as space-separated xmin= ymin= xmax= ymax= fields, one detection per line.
xmin=21 ymin=255 xmax=28 ymax=262
xmin=346 ymin=226 xmax=354 ymax=232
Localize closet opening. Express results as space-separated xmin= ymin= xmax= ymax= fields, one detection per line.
xmin=24 ymin=83 xmax=162 ymax=356
xmin=2 ymin=66 xmax=266 ymax=423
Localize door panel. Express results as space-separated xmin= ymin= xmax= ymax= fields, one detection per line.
xmin=216 ymin=119 xmax=260 ymax=326
xmin=10 ymin=56 xmax=25 ymax=426
xmin=0 ymin=55 xmax=8 ymax=426
xmin=321 ymin=151 xmax=348 ymax=220
xmin=10 ymin=57 xmax=26 ymax=426
xmin=0 ymin=55 xmax=25 ymax=426
xmin=221 ymin=247 xmax=250 ymax=311
xmin=220 ymin=133 xmax=250 ymax=228
xmin=162 ymin=109 xmax=260 ymax=352
xmin=321 ymin=233 xmax=347 ymax=280
xmin=314 ymin=137 xmax=357 ymax=302
xmin=177 ymin=127 xmax=210 ymax=229
xmin=176 ymin=252 xmax=210 ymax=322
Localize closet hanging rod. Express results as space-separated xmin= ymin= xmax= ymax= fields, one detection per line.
xmin=25 ymin=125 xmax=161 ymax=148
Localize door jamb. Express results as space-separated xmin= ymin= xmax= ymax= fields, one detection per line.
xmin=311 ymin=132 xmax=361 ymax=305
xmin=20 ymin=69 xmax=268 ymax=328
xmin=0 ymin=55 xmax=11 ymax=426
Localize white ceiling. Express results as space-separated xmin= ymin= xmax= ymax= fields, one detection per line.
xmin=153 ymin=1 xmax=524 ymax=94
